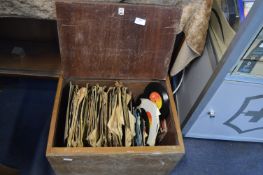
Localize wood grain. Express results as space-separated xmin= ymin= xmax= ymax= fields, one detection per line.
xmin=46 ymin=77 xmax=184 ymax=175
xmin=0 ymin=41 xmax=60 ymax=77
xmin=166 ymin=77 xmax=184 ymax=149
xmin=0 ymin=18 xmax=60 ymax=77
xmin=47 ymin=76 xmax=64 ymax=153
xmin=48 ymin=153 xmax=183 ymax=175
xmin=47 ymin=2 xmax=184 ymax=174
xmin=56 ymin=1 xmax=181 ymax=80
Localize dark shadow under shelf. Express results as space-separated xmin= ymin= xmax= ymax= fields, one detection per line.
xmin=0 ymin=18 xmax=61 ymax=77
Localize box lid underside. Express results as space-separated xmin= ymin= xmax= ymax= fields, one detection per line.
xmin=56 ymin=1 xmax=180 ymax=80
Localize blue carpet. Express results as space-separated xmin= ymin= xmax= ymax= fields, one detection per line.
xmin=172 ymin=138 xmax=263 ymax=175
xmin=0 ymin=77 xmax=262 ymax=175
xmin=0 ymin=76 xmax=56 ymax=175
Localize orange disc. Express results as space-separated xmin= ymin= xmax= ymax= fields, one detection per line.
xmin=149 ymin=92 xmax=162 ymax=109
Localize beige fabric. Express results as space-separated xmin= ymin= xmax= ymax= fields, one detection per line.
xmin=170 ymin=41 xmax=199 ymax=76
xmin=209 ymin=0 xmax=236 ymax=60
xmin=170 ymin=0 xmax=213 ymax=76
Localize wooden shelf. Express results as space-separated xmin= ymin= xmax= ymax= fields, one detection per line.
xmin=0 ymin=40 xmax=60 ymax=77
xmin=0 ymin=18 xmax=61 ymax=77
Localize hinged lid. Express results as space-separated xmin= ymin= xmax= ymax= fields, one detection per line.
xmin=56 ymin=1 xmax=181 ymax=80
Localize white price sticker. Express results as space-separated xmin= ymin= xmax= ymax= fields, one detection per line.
xmin=63 ymin=158 xmax=73 ymax=161
xmin=118 ymin=7 xmax=125 ymax=15
xmin=134 ymin=17 xmax=146 ymax=26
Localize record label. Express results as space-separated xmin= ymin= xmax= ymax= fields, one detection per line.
xmin=143 ymin=83 xmax=170 ymax=119
xmin=149 ymin=92 xmax=162 ymax=109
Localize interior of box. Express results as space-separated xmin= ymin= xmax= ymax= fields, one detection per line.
xmin=52 ymin=78 xmax=179 ymax=147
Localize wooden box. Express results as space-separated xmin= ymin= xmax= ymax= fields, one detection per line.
xmin=46 ymin=1 xmax=184 ymax=175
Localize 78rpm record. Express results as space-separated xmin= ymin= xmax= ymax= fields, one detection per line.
xmin=143 ymin=82 xmax=170 ymax=119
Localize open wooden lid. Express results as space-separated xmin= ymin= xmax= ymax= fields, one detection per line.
xmin=56 ymin=1 xmax=181 ymax=80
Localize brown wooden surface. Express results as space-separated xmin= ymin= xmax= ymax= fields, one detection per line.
xmin=55 ymin=0 xmax=180 ymax=6
xmin=0 ymin=18 xmax=58 ymax=41
xmin=166 ymin=77 xmax=184 ymax=148
xmin=47 ymin=2 xmax=184 ymax=174
xmin=48 ymin=153 xmax=183 ymax=175
xmin=0 ymin=164 xmax=18 ymax=175
xmin=47 ymin=76 xmax=64 ymax=154
xmin=56 ymin=1 xmax=181 ymax=80
xmin=0 ymin=18 xmax=61 ymax=77
xmin=0 ymin=41 xmax=60 ymax=77
xmin=46 ymin=76 xmax=184 ymax=175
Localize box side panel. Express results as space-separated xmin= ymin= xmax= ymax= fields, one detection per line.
xmin=47 ymin=153 xmax=183 ymax=175
xmin=166 ymin=78 xmax=184 ymax=149
xmin=47 ymin=76 xmax=64 ymax=153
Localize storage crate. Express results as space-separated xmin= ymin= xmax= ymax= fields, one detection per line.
xmin=46 ymin=1 xmax=184 ymax=175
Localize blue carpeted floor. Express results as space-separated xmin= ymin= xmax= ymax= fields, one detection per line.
xmin=173 ymin=138 xmax=263 ymax=175
xmin=0 ymin=76 xmax=56 ymax=175
xmin=0 ymin=77 xmax=262 ymax=175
